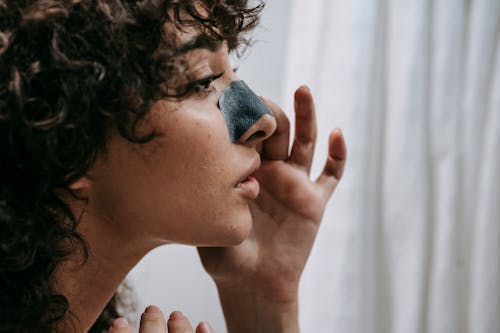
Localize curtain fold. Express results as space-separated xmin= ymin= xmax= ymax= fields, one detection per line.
xmin=282 ymin=1 xmax=500 ymax=332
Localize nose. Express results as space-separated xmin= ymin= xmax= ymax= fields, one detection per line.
xmin=218 ymin=80 xmax=277 ymax=145
xmin=237 ymin=113 xmax=276 ymax=145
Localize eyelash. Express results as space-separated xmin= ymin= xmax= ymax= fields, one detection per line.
xmin=192 ymin=67 xmax=238 ymax=94
xmin=193 ymin=71 xmax=225 ymax=94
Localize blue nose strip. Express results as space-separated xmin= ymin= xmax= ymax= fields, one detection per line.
xmin=218 ymin=80 xmax=274 ymax=143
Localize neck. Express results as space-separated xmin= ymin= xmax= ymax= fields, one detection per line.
xmin=53 ymin=208 xmax=158 ymax=332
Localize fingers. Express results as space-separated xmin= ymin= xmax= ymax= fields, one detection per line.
xmin=195 ymin=321 xmax=214 ymax=333
xmin=289 ymin=86 xmax=317 ymax=173
xmin=168 ymin=311 xmax=214 ymax=333
xmin=316 ymin=129 xmax=347 ymax=200
xmin=167 ymin=311 xmax=194 ymax=333
xmin=139 ymin=305 xmax=166 ymax=333
xmin=260 ymin=96 xmax=290 ymax=160
xmin=109 ymin=317 xmax=133 ymax=333
xmin=108 ymin=306 xmax=214 ymax=333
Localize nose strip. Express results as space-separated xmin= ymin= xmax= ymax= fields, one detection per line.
xmin=218 ymin=80 xmax=274 ymax=143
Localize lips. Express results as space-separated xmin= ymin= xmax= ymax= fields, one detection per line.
xmin=235 ymin=158 xmax=261 ymax=199
xmin=235 ymin=176 xmax=260 ymax=199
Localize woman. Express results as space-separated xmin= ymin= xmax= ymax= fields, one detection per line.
xmin=0 ymin=0 xmax=347 ymax=332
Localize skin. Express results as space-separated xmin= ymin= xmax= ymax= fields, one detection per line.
xmin=54 ymin=32 xmax=347 ymax=332
xmin=106 ymin=86 xmax=347 ymax=333
xmin=107 ymin=306 xmax=214 ymax=333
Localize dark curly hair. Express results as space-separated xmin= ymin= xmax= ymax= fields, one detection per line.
xmin=0 ymin=0 xmax=262 ymax=332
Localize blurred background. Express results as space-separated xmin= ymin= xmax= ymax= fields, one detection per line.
xmin=127 ymin=0 xmax=500 ymax=332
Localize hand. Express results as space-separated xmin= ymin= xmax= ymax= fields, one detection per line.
xmin=197 ymin=86 xmax=347 ymax=302
xmin=108 ymin=305 xmax=215 ymax=333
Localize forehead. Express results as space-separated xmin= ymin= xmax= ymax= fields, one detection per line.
xmin=163 ymin=4 xmax=223 ymax=56
xmin=164 ymin=30 xmax=227 ymax=74
xmin=174 ymin=33 xmax=223 ymax=56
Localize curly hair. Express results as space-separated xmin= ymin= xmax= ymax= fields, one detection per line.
xmin=0 ymin=0 xmax=262 ymax=332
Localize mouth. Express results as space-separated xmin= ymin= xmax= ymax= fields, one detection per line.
xmin=234 ymin=158 xmax=261 ymax=199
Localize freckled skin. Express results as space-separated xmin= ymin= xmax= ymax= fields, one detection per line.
xmin=86 ymin=45 xmax=275 ymax=247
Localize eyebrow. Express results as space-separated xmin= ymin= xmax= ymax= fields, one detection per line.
xmin=175 ymin=34 xmax=223 ymax=55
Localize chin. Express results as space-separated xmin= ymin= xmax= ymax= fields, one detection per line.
xmin=207 ymin=211 xmax=253 ymax=246
xmin=225 ymin=225 xmax=251 ymax=245
xmin=230 ymin=208 xmax=254 ymax=244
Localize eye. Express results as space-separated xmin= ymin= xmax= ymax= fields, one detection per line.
xmin=193 ymin=71 xmax=225 ymax=93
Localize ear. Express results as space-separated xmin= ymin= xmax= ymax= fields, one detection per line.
xmin=69 ymin=177 xmax=90 ymax=190
xmin=68 ymin=176 xmax=92 ymax=200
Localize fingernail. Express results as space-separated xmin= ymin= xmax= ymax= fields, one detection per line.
xmin=199 ymin=321 xmax=213 ymax=333
xmin=302 ymin=85 xmax=310 ymax=92
xmin=112 ymin=317 xmax=129 ymax=328
xmin=169 ymin=311 xmax=184 ymax=320
xmin=145 ymin=305 xmax=161 ymax=313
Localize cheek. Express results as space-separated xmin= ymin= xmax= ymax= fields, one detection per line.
xmin=152 ymin=148 xmax=250 ymax=245
xmin=150 ymin=133 xmax=251 ymax=245
xmin=157 ymin=109 xmax=234 ymax=187
xmin=90 ymin=109 xmax=251 ymax=246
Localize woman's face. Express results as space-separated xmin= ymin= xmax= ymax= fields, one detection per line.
xmin=85 ymin=40 xmax=277 ymax=247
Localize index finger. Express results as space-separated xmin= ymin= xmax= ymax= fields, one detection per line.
xmin=260 ymin=96 xmax=290 ymax=160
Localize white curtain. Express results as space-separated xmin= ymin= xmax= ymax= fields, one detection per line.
xmin=281 ymin=0 xmax=500 ymax=332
